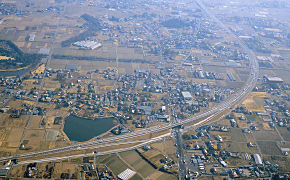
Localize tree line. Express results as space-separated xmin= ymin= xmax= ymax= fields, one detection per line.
xmin=61 ymin=14 xmax=102 ymax=47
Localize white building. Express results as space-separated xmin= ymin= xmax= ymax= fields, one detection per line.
xmin=181 ymin=91 xmax=193 ymax=101
xmin=73 ymin=40 xmax=102 ymax=50
xmin=253 ymin=154 xmax=263 ymax=165
xmin=28 ymin=34 xmax=35 ymax=41
xmin=266 ymin=76 xmax=283 ymax=83
xmin=118 ymin=168 xmax=136 ymax=180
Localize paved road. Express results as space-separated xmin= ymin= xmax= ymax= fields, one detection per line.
xmin=174 ymin=0 xmax=260 ymax=178
xmin=175 ymin=128 xmax=187 ymax=180
xmin=8 ymin=133 xmax=170 ymax=166
xmin=5 ymin=2 xmax=68 ymax=178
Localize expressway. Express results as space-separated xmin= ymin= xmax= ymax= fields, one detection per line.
xmin=1 ymin=0 xmax=259 ymax=168
xmin=175 ymin=0 xmax=260 ymax=178
xmin=10 ymin=133 xmax=171 ymax=166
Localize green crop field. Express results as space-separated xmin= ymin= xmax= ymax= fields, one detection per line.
xmin=104 ymin=155 xmax=129 ymax=175
xmin=120 ymin=150 xmax=156 ymax=178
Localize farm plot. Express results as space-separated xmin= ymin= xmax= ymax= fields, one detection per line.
xmin=252 ymin=130 xmax=282 ymax=141
xmin=257 ymin=141 xmax=282 ymax=155
xmin=119 ymin=150 xmax=156 ymax=178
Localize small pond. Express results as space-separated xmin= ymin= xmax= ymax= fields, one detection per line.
xmin=63 ymin=115 xmax=115 ymax=142
xmin=0 ymin=68 xmax=30 ymax=77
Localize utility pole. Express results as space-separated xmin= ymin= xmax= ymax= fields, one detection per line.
xmin=93 ymin=154 xmax=96 ymax=169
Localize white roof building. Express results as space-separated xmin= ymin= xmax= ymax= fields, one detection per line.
xmin=118 ymin=168 xmax=136 ymax=180
xmin=28 ymin=34 xmax=35 ymax=41
xmin=253 ymin=154 xmax=263 ymax=165
xmin=73 ymin=41 xmax=102 ymax=50
xmin=181 ymin=91 xmax=193 ymax=101
xmin=266 ymin=76 xmax=283 ymax=83
xmin=220 ymin=160 xmax=228 ymax=167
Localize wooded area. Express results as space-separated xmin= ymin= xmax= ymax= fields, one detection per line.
xmin=0 ymin=40 xmax=43 ymax=70
xmin=61 ymin=14 xmax=102 ymax=47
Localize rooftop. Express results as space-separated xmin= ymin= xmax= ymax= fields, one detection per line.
xmin=253 ymin=154 xmax=263 ymax=165
xmin=65 ymin=64 xmax=78 ymax=70
xmin=181 ymin=91 xmax=193 ymax=99
xmin=28 ymin=34 xmax=35 ymax=41
xmin=118 ymin=168 xmax=136 ymax=180
xmin=266 ymin=76 xmax=283 ymax=82
xmin=136 ymin=106 xmax=152 ymax=115
xmin=73 ymin=40 xmax=102 ymax=50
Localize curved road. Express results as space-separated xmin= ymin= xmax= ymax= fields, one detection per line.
xmin=0 ymin=0 xmax=259 ymax=164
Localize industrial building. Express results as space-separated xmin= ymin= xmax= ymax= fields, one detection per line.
xmin=197 ymin=69 xmax=205 ymax=78
xmin=136 ymin=105 xmax=152 ymax=115
xmin=253 ymin=154 xmax=263 ymax=165
xmin=225 ymin=61 xmax=241 ymax=66
xmin=157 ymin=115 xmax=170 ymax=122
xmin=181 ymin=91 xmax=193 ymax=101
xmin=266 ymin=76 xmax=283 ymax=83
xmin=182 ymin=63 xmax=193 ymax=67
xmin=227 ymin=73 xmax=236 ymax=81
xmin=73 ymin=40 xmax=102 ymax=50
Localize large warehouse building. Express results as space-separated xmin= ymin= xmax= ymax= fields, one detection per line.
xmin=73 ymin=40 xmax=102 ymax=50
xmin=181 ymin=91 xmax=193 ymax=101
xmin=266 ymin=76 xmax=283 ymax=83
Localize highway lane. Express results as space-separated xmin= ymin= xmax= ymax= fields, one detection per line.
xmin=2 ymin=112 xmax=222 ymax=167
xmin=8 ymin=133 xmax=171 ymax=167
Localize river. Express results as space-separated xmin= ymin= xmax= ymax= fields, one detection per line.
xmin=63 ymin=115 xmax=115 ymax=142
xmin=0 ymin=68 xmax=30 ymax=77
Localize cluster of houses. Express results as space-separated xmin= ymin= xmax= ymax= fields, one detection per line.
xmin=181 ymin=121 xmax=285 ymax=179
